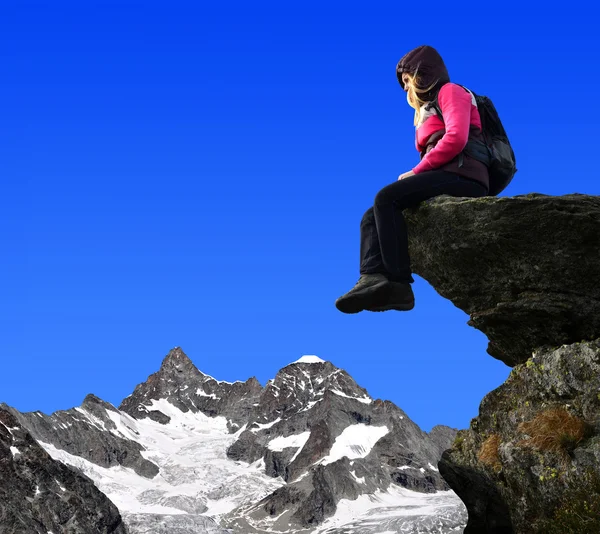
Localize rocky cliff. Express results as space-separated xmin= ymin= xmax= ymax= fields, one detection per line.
xmin=405 ymin=193 xmax=600 ymax=533
xmin=0 ymin=407 xmax=128 ymax=534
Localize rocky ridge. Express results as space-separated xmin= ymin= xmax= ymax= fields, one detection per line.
xmin=119 ymin=347 xmax=263 ymax=429
xmin=11 ymin=393 xmax=159 ymax=478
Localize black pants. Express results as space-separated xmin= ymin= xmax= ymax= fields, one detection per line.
xmin=360 ymin=170 xmax=488 ymax=283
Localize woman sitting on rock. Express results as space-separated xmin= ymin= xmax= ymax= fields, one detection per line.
xmin=335 ymin=45 xmax=490 ymax=314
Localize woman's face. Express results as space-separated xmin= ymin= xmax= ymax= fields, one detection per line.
xmin=401 ymin=73 xmax=411 ymax=91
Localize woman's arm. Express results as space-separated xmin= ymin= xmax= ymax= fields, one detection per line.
xmin=412 ymin=83 xmax=472 ymax=174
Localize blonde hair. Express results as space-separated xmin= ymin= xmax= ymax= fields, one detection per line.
xmin=403 ymin=71 xmax=440 ymax=126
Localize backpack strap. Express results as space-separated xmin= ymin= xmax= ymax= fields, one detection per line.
xmin=429 ymin=97 xmax=442 ymax=120
xmin=427 ymin=84 xmax=489 ymax=168
xmin=430 ymin=84 xmax=473 ymax=120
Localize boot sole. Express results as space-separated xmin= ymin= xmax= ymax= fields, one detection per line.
xmin=335 ymin=280 xmax=391 ymax=314
xmin=367 ymin=300 xmax=415 ymax=312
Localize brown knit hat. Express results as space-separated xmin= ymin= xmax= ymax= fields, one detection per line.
xmin=396 ymin=45 xmax=450 ymax=102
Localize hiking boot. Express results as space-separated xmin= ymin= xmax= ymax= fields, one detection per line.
xmin=335 ymin=274 xmax=391 ymax=314
xmin=366 ymin=281 xmax=415 ymax=312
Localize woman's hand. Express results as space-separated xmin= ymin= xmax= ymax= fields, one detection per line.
xmin=398 ymin=170 xmax=415 ymax=181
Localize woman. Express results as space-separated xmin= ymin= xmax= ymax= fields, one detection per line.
xmin=335 ymin=45 xmax=490 ymax=314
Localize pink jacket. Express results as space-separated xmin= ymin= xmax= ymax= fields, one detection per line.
xmin=412 ymin=83 xmax=487 ymax=187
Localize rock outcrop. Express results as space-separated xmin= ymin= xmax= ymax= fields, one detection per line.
xmin=405 ymin=193 xmax=600 ymax=533
xmin=440 ymin=339 xmax=600 ymax=533
xmin=405 ymin=193 xmax=600 ymax=367
xmin=0 ymin=407 xmax=128 ymax=534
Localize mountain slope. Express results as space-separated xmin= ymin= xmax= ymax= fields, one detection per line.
xmin=0 ymin=407 xmax=128 ymax=534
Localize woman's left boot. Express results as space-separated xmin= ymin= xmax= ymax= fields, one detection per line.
xmin=335 ymin=274 xmax=390 ymax=314
xmin=366 ymin=281 xmax=415 ymax=312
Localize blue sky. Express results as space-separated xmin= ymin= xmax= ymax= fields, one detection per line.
xmin=2 ymin=1 xmax=598 ymax=432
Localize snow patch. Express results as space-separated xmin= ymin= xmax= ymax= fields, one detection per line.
xmin=201 ymin=372 xmax=242 ymax=385
xmin=350 ymin=470 xmax=365 ymax=484
xmin=292 ymin=470 xmax=311 ymax=483
xmin=330 ymin=389 xmax=372 ymax=404
xmin=0 ymin=422 xmax=19 ymax=434
xmin=196 ymin=388 xmax=219 ymax=400
xmin=299 ymin=399 xmax=322 ymax=412
xmin=250 ymin=417 xmax=282 ymax=433
xmin=319 ymin=424 xmax=389 ymax=465
xmin=428 ymin=462 xmax=439 ymax=472
xmin=267 ymin=431 xmax=311 ymax=454
xmin=10 ymin=446 xmax=20 ymax=456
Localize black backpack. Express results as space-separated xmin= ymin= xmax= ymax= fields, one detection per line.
xmin=431 ymin=86 xmax=517 ymax=196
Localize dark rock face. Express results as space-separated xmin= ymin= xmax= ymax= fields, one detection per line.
xmin=8 ymin=394 xmax=159 ymax=478
xmin=0 ymin=407 xmax=128 ymax=534
xmin=439 ymin=339 xmax=600 ymax=534
xmin=119 ymin=347 xmax=262 ymax=430
xmin=405 ymin=193 xmax=600 ymax=367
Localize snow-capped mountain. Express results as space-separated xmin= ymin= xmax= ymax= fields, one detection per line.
xmin=5 ymin=348 xmax=467 ymax=534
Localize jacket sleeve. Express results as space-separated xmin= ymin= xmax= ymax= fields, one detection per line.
xmin=412 ymin=83 xmax=472 ymax=174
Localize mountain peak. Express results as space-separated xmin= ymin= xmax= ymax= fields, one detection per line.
xmin=82 ymin=393 xmax=117 ymax=413
xmin=119 ymin=347 xmax=263 ymax=428
xmin=158 ymin=347 xmax=199 ymax=375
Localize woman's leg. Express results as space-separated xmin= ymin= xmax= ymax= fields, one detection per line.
xmin=373 ymin=170 xmax=488 ymax=283
xmin=359 ymin=207 xmax=387 ymax=276
xmin=335 ymin=207 xmax=391 ymax=314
